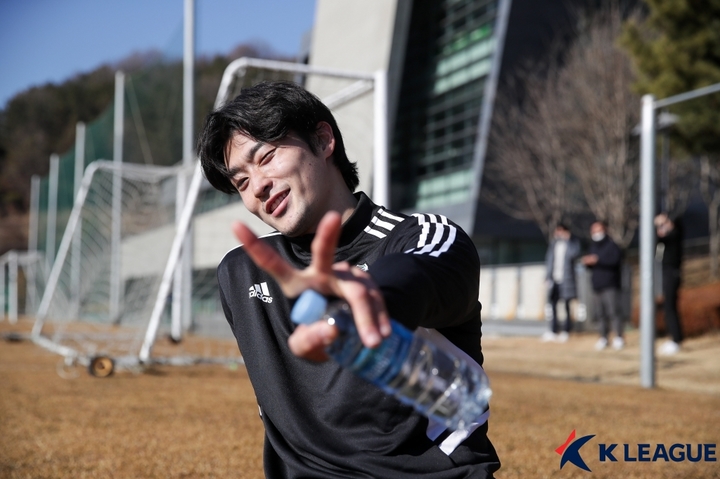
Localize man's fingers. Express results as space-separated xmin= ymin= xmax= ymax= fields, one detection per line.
xmin=368 ymin=287 xmax=392 ymax=337
xmin=311 ymin=212 xmax=342 ymax=274
xmin=332 ymin=268 xmax=391 ymax=348
xmin=232 ymin=221 xmax=299 ymax=293
xmin=288 ymin=322 xmax=337 ymax=361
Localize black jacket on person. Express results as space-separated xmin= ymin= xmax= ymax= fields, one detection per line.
xmin=658 ymin=219 xmax=683 ymax=270
xmin=217 ymin=192 xmax=500 ymax=479
xmin=588 ymin=235 xmax=622 ymax=291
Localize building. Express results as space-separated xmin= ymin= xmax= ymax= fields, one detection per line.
xmin=308 ymin=0 xmax=580 ymax=265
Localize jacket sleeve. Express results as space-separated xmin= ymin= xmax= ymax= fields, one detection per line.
xmin=216 ymin=258 xmax=236 ymax=332
xmin=545 ymin=240 xmax=555 ymax=280
xmin=367 ymin=214 xmax=480 ymax=330
xmin=595 ymin=240 xmax=621 ymax=267
xmin=568 ymin=237 xmax=581 ymax=262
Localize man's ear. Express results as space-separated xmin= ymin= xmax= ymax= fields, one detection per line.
xmin=315 ymin=121 xmax=336 ymax=159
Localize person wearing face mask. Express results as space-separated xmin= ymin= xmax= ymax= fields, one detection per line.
xmin=542 ymin=223 xmax=581 ymax=342
xmin=654 ymin=213 xmax=684 ymax=355
xmin=581 ymin=221 xmax=624 ymax=350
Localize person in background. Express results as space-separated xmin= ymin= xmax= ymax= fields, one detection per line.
xmin=581 ymin=221 xmax=624 ymax=351
xmin=542 ymin=223 xmax=581 ymax=343
xmin=655 ymin=213 xmax=684 ymax=355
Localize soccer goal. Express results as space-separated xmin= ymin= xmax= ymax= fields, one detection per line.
xmin=31 ymin=58 xmax=388 ymax=375
xmin=31 ymin=160 xmax=242 ymax=376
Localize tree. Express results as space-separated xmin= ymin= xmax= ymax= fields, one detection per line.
xmin=621 ymin=0 xmax=720 ymax=153
xmin=621 ymin=0 xmax=720 ymax=277
xmin=484 ymin=67 xmax=581 ymax=239
xmin=559 ymin=6 xmax=641 ymax=248
xmin=484 ymin=5 xmax=641 ymax=247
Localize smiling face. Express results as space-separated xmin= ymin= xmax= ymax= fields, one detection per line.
xmin=225 ymin=122 xmax=356 ymax=237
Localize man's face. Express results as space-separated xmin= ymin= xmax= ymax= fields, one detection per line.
xmin=590 ymin=222 xmax=605 ymax=236
xmin=225 ymin=125 xmax=337 ymax=237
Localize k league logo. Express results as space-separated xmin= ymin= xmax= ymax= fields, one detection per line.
xmin=556 ymin=430 xmax=595 ymax=472
xmin=555 ymin=429 xmax=717 ymax=472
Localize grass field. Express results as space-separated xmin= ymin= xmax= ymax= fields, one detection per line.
xmin=1 ymin=319 xmax=718 ymax=478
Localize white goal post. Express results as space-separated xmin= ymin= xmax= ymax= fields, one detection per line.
xmin=31 ymin=161 xmax=193 ymax=365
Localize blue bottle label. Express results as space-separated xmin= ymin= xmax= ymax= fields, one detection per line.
xmin=346 ymin=322 xmax=414 ymax=387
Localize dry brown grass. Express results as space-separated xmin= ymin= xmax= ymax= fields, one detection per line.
xmin=1 ymin=319 xmax=718 ymax=478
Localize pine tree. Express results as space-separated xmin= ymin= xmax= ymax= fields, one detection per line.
xmin=621 ymin=0 xmax=720 ymax=154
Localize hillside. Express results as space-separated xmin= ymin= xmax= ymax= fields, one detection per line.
xmin=0 ymin=43 xmax=287 ymax=255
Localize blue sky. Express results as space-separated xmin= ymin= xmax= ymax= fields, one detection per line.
xmin=0 ymin=0 xmax=316 ymax=109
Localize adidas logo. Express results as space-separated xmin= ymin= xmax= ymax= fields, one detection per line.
xmin=356 ymin=263 xmax=368 ymax=272
xmin=249 ymin=282 xmax=273 ymax=303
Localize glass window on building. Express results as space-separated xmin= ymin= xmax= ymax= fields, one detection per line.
xmin=391 ymin=0 xmax=499 ymax=211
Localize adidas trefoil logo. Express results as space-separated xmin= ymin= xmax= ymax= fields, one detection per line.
xmin=249 ymin=282 xmax=273 ymax=303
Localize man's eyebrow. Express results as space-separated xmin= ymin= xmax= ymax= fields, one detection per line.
xmin=225 ymin=165 xmax=241 ymax=181
xmin=247 ymin=140 xmax=266 ymax=162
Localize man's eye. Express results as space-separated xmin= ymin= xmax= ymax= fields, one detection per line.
xmin=259 ymin=149 xmax=275 ymax=164
xmin=236 ymin=178 xmax=248 ymax=190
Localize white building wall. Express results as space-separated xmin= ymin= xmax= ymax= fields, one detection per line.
xmin=307 ymin=0 xmax=400 ymax=199
xmin=479 ymin=263 xmax=547 ymax=321
xmin=121 ymin=201 xmax=272 ymax=278
xmin=192 ymin=201 xmax=273 ymax=269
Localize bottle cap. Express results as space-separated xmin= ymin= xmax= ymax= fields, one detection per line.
xmin=291 ymin=290 xmax=328 ymax=325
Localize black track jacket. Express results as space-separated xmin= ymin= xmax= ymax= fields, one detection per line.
xmin=217 ymin=192 xmax=500 ymax=478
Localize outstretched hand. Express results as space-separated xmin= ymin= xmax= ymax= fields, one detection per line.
xmin=232 ymin=211 xmax=391 ymax=361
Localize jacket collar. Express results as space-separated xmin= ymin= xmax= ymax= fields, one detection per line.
xmin=287 ymin=192 xmax=375 ymax=253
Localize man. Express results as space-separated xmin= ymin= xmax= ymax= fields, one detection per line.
xmin=581 ymin=221 xmax=624 ymax=350
xmin=655 ymin=213 xmax=684 ymax=355
xmin=542 ymin=223 xmax=581 ymax=343
xmin=197 ymin=81 xmax=500 ymax=478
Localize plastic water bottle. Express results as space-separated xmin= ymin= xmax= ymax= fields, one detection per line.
xmin=291 ymin=290 xmax=492 ymax=431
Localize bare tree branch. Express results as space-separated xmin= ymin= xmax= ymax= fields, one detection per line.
xmin=483 ymin=5 xmax=641 ymax=245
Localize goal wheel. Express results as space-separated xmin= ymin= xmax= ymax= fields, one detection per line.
xmin=88 ymin=356 xmax=115 ymax=378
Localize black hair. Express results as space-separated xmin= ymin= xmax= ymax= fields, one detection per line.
xmin=197 ymin=81 xmax=359 ymax=194
xmin=556 ymin=222 xmax=570 ymax=232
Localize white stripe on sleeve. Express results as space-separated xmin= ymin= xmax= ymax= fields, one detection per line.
xmin=405 ymin=214 xmax=457 ymax=257
xmin=415 ymin=223 xmax=445 ymax=255
xmin=363 ymin=226 xmax=387 ymax=238
xmin=371 ymin=216 xmax=396 ymax=231
xmin=378 ymin=208 xmax=405 ymax=222
xmin=430 ymin=224 xmax=456 ymax=257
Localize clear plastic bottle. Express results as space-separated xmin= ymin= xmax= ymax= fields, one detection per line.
xmin=291 ymin=290 xmax=492 ymax=431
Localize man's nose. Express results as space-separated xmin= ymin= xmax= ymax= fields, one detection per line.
xmin=252 ymin=175 xmax=272 ymax=198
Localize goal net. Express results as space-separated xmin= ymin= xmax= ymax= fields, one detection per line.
xmin=31 ymin=58 xmax=387 ymax=372
xmin=31 ymin=161 xmax=240 ymax=372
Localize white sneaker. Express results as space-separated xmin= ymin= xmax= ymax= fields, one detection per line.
xmin=541 ymin=331 xmax=557 ymax=342
xmin=595 ymin=337 xmax=608 ymax=350
xmin=659 ymin=340 xmax=680 ymax=356
xmin=557 ymin=332 xmax=569 ymax=343
xmin=612 ymin=336 xmax=625 ymax=350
